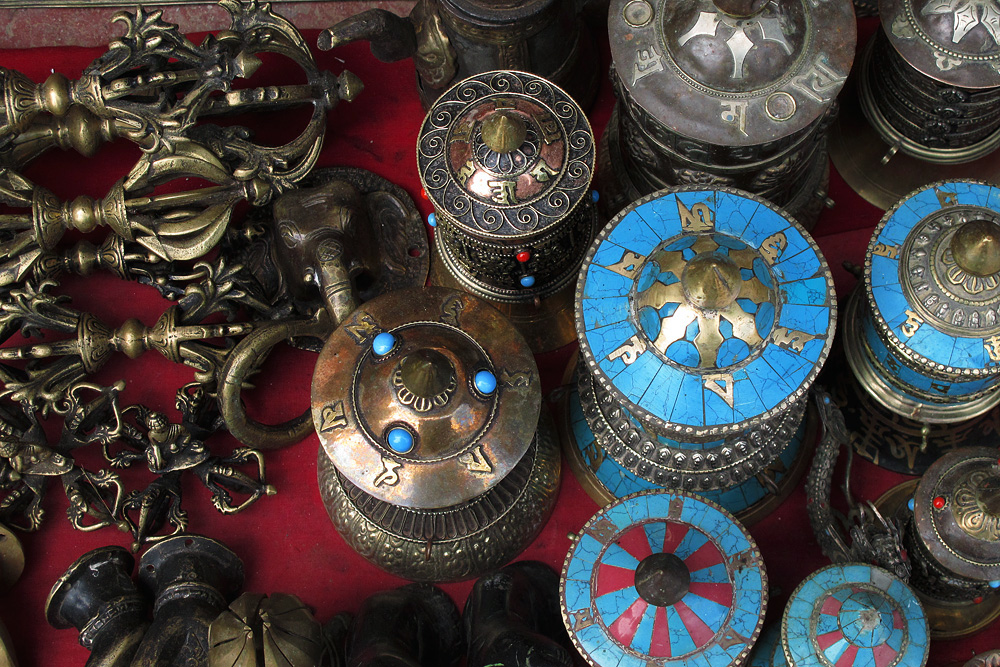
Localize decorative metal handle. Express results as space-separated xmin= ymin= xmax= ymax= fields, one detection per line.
xmin=217 ymin=312 xmax=330 ymax=450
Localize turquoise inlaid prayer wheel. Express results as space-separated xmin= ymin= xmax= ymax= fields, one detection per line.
xmin=565 ymin=187 xmax=835 ymax=520
xmin=843 ymin=180 xmax=1000 ymax=424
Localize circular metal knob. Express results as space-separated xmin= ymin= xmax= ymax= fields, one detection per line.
xmin=481 ymin=111 xmax=528 ymax=154
xmin=951 ymin=219 xmax=1000 ymax=277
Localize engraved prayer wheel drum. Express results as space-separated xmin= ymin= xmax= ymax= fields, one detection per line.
xmin=831 ymin=0 xmax=1000 ymax=209
xmin=573 ymin=188 xmax=835 ymax=517
xmin=311 ymin=287 xmax=560 ymax=581
xmin=601 ymin=0 xmax=856 ymax=226
xmin=557 ymin=353 xmax=818 ymax=525
xmin=903 ymin=446 xmax=1000 ymax=638
xmin=780 ymin=564 xmax=930 ymax=667
xmin=559 ymin=490 xmax=767 ymax=667
xmin=418 ymin=70 xmax=599 ymax=352
xmin=843 ymin=181 xmax=1000 ymax=426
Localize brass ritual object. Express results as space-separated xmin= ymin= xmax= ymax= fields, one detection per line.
xmin=418 ymin=70 xmax=598 ymax=352
xmin=841 ymin=180 xmax=1000 ymax=473
xmin=600 ymin=0 xmax=856 ymax=227
xmin=871 ymin=447 xmax=1000 ymax=639
xmin=831 ymin=0 xmax=1000 ymax=209
xmin=0 ymin=523 xmax=23 ymax=593
xmin=0 ymin=0 xmax=361 ymax=284
xmin=312 ymin=287 xmax=560 ymax=582
xmin=46 ymin=546 xmax=151 ymax=667
xmin=318 ymin=0 xmax=599 ymax=110
xmin=0 ymin=1 xmax=360 ymax=167
xmin=208 ymin=593 xmax=324 ymax=667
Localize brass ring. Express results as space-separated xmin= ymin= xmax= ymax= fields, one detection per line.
xmin=218 ymin=314 xmax=329 ymax=450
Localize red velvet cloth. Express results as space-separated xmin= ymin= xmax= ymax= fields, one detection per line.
xmin=0 ymin=19 xmax=995 ymax=667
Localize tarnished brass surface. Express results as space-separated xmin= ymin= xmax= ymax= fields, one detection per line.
xmin=951 ymin=220 xmax=1000 ymax=277
xmin=874 ymin=479 xmax=1000 ymax=639
xmin=312 ymin=287 xmax=540 ymax=509
xmin=0 ymin=618 xmax=15 ymax=667
xmin=0 ymin=524 xmax=23 ymax=593
xmin=317 ymin=410 xmax=561 ymax=582
xmin=429 ymin=247 xmax=578 ymax=352
xmin=830 ymin=66 xmax=1000 ymax=210
xmin=209 ymin=593 xmax=323 ymax=667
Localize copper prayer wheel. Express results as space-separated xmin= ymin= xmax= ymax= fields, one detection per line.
xmin=600 ymin=0 xmax=856 ymax=227
xmin=311 ymin=287 xmax=560 ymax=582
xmin=418 ymin=70 xmax=599 ymax=352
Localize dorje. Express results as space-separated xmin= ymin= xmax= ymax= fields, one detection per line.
xmin=832 ymin=0 xmax=1000 ymax=209
xmin=311 ymin=287 xmax=560 ymax=582
xmin=418 ymin=70 xmax=599 ymax=352
xmin=569 ymin=187 xmax=835 ymax=521
xmin=842 ymin=181 xmax=1000 ymax=470
xmin=600 ymin=0 xmax=855 ymax=228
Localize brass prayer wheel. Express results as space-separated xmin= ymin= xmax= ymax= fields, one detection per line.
xmin=600 ymin=0 xmax=856 ymax=227
xmin=418 ymin=70 xmax=599 ymax=352
xmin=312 ymin=287 xmax=560 ymax=582
xmin=832 ymin=0 xmax=1000 ymax=209
xmin=842 ymin=180 xmax=1000 ymax=471
xmin=873 ymin=447 xmax=1000 ymax=638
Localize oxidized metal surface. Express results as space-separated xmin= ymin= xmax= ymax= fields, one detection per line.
xmin=576 ymin=187 xmax=836 ymax=440
xmin=418 ymin=70 xmax=597 ymax=303
xmin=966 ymin=651 xmax=1000 ymax=667
xmin=418 ymin=70 xmax=593 ymax=238
xmin=608 ymin=0 xmax=855 ymax=147
xmin=319 ymin=0 xmax=599 ymax=110
xmin=316 ymin=413 xmax=560 ymax=582
xmin=845 ymin=180 xmax=1000 ymax=422
xmin=312 ymin=287 xmax=539 ymax=509
xmin=560 ymin=490 xmax=766 ymax=667
xmin=0 ymin=524 xmax=23 ymax=593
xmin=912 ymin=446 xmax=1000 ymax=582
xmin=881 ymin=0 xmax=1000 ymax=89
xmin=780 ymin=564 xmax=929 ymax=667
xmin=209 ymin=593 xmax=322 ymax=667
xmin=557 ymin=354 xmax=816 ymax=524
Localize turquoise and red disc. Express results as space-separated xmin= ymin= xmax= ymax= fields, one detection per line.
xmin=748 ymin=624 xmax=788 ymax=667
xmin=781 ymin=564 xmax=929 ymax=667
xmin=560 ymin=490 xmax=766 ymax=667
xmin=575 ymin=187 xmax=836 ymax=440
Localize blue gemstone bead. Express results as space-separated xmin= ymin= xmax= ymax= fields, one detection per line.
xmin=372 ymin=332 xmax=396 ymax=356
xmin=907 ymin=497 xmax=915 ymax=511
xmin=427 ymin=213 xmax=437 ymax=228
xmin=591 ymin=190 xmax=600 ymax=203
xmin=474 ymin=370 xmax=497 ymax=395
xmin=991 ymin=580 xmax=1000 ymax=589
xmin=387 ymin=427 xmax=414 ymax=454
xmin=520 ymin=275 xmax=536 ymax=288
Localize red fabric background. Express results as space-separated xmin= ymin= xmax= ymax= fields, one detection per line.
xmin=0 ymin=17 xmax=995 ymax=667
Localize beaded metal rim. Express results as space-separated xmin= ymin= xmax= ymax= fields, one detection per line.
xmin=881 ymin=0 xmax=1000 ymax=89
xmin=913 ymin=446 xmax=1000 ymax=581
xmin=575 ymin=186 xmax=836 ymax=439
xmin=417 ymin=70 xmax=594 ymax=241
xmin=559 ymin=489 xmax=767 ymax=667
xmin=780 ymin=563 xmax=929 ymax=667
xmin=608 ymin=0 xmax=855 ymax=147
xmin=863 ymin=179 xmax=1000 ymax=380
xmin=311 ymin=287 xmax=540 ymax=509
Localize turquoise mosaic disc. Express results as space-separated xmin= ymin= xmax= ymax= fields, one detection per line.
xmin=781 ymin=564 xmax=929 ymax=667
xmin=576 ymin=188 xmax=836 ymax=440
xmin=560 ymin=491 xmax=766 ymax=667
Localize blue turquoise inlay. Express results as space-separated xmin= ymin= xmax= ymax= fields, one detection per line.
xmin=561 ymin=490 xmax=765 ymax=667
xmin=781 ymin=564 xmax=929 ymax=667
xmin=578 ymin=189 xmax=833 ymax=436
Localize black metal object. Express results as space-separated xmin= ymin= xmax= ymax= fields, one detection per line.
xmin=464 ymin=561 xmax=573 ymax=667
